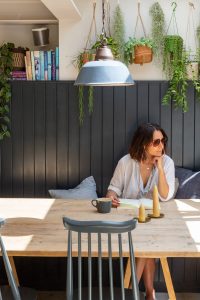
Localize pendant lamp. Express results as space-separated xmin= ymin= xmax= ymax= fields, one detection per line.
xmin=74 ymin=1 xmax=134 ymax=86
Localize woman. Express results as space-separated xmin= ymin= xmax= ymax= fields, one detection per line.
xmin=106 ymin=123 xmax=175 ymax=300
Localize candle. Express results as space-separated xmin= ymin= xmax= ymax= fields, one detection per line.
xmin=153 ymin=185 xmax=160 ymax=217
xmin=138 ymin=204 xmax=146 ymax=222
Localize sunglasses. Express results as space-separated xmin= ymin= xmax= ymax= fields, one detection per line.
xmin=151 ymin=137 xmax=167 ymax=147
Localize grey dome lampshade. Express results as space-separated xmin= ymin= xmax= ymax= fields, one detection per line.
xmin=74 ymin=60 xmax=134 ymax=86
xmin=32 ymin=27 xmax=49 ymax=47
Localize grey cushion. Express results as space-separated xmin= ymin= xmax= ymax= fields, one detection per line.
xmin=49 ymin=176 xmax=97 ymax=199
xmin=175 ymin=167 xmax=200 ymax=199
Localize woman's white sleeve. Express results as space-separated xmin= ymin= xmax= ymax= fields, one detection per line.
xmin=107 ymin=159 xmax=124 ymax=196
xmin=159 ymin=159 xmax=175 ymax=201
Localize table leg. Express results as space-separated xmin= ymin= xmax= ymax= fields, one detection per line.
xmin=124 ymin=257 xmax=131 ymax=288
xmin=160 ymin=257 xmax=176 ymax=300
xmin=9 ymin=256 xmax=19 ymax=286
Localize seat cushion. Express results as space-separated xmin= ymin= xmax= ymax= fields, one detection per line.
xmin=175 ymin=167 xmax=200 ymax=199
xmin=48 ymin=176 xmax=97 ymax=199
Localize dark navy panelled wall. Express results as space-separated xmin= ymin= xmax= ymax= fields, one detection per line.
xmin=0 ymin=80 xmax=200 ymax=292
xmin=1 ymin=80 xmax=200 ymax=198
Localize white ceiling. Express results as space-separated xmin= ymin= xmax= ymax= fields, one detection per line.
xmin=0 ymin=0 xmax=57 ymax=22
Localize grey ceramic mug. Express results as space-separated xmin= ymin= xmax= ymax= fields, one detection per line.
xmin=91 ymin=198 xmax=112 ymax=213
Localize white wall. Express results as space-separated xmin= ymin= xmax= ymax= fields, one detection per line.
xmin=0 ymin=24 xmax=58 ymax=51
xmin=60 ymin=0 xmax=200 ymax=80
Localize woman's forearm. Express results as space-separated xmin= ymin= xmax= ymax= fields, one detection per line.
xmin=157 ymin=168 xmax=169 ymax=199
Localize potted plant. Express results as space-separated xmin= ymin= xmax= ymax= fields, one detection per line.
xmin=124 ymin=37 xmax=154 ymax=65
xmin=163 ymin=35 xmax=183 ymax=79
xmin=0 ymin=42 xmax=14 ymax=140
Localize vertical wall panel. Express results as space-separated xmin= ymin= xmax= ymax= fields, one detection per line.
xmin=79 ymin=87 xmax=91 ymax=182
xmin=160 ymin=82 xmax=172 ymax=156
xmin=23 ymin=83 xmax=35 ymax=197
xmin=35 ymin=82 xmax=46 ymax=197
xmin=45 ymin=82 xmax=57 ymax=191
xmin=137 ymin=82 xmax=149 ymax=124
xmin=149 ymin=82 xmax=160 ymax=124
xmin=113 ymin=87 xmax=126 ymax=166
xmin=125 ymin=85 xmax=137 ymax=149
xmin=183 ymin=84 xmax=195 ymax=169
xmin=91 ymin=87 xmax=102 ymax=196
xmin=172 ymin=103 xmax=183 ymax=166
xmin=102 ymin=87 xmax=114 ymax=196
xmin=194 ymin=97 xmax=200 ymax=170
xmin=57 ymin=82 xmax=69 ymax=188
xmin=12 ymin=82 xmax=23 ymax=196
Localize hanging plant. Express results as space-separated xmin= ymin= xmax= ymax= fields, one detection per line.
xmin=0 ymin=42 xmax=14 ymax=140
xmin=124 ymin=37 xmax=153 ymax=65
xmin=149 ymin=2 xmax=165 ymax=65
xmin=112 ymin=4 xmax=125 ymax=62
xmin=163 ymin=35 xmax=183 ymax=79
xmin=74 ymin=51 xmax=96 ymax=125
xmin=124 ymin=1 xmax=154 ymax=66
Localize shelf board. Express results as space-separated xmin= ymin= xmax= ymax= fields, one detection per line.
xmin=0 ymin=19 xmax=58 ymax=25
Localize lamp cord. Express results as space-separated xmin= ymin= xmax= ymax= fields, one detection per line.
xmin=102 ymin=0 xmax=106 ymax=37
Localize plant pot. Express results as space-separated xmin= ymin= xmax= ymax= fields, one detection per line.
xmin=81 ymin=52 xmax=96 ymax=65
xmin=186 ymin=62 xmax=199 ymax=80
xmin=133 ymin=45 xmax=153 ymax=65
xmin=12 ymin=47 xmax=27 ymax=71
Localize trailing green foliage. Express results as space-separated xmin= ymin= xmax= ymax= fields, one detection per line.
xmin=149 ymin=2 xmax=165 ymax=65
xmin=74 ymin=51 xmax=95 ymax=125
xmin=124 ymin=37 xmax=154 ymax=65
xmin=163 ymin=35 xmax=183 ymax=79
xmin=162 ymin=51 xmax=188 ymax=112
xmin=0 ymin=42 xmax=14 ymax=140
xmin=112 ymin=4 xmax=125 ymax=62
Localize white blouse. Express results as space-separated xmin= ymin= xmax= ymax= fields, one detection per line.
xmin=108 ymin=154 xmax=175 ymax=201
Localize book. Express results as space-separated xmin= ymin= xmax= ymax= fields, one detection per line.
xmin=40 ymin=51 xmax=45 ymax=80
xmin=44 ymin=51 xmax=48 ymax=80
xmin=119 ymin=198 xmax=160 ymax=210
xmin=55 ymin=47 xmax=59 ymax=80
xmin=34 ymin=51 xmax=40 ymax=80
xmin=25 ymin=51 xmax=32 ymax=80
xmin=47 ymin=50 xmax=52 ymax=80
xmin=51 ymin=50 xmax=56 ymax=80
xmin=31 ymin=51 xmax=35 ymax=80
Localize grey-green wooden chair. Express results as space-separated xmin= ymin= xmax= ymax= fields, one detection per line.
xmin=63 ymin=217 xmax=143 ymax=300
xmin=0 ymin=218 xmax=37 ymax=300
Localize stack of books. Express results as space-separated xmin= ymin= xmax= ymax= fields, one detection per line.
xmin=11 ymin=71 xmax=27 ymax=80
xmin=24 ymin=47 xmax=59 ymax=80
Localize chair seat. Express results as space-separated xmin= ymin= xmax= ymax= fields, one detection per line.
xmin=1 ymin=285 xmax=37 ymax=300
xmin=72 ymin=287 xmax=145 ymax=300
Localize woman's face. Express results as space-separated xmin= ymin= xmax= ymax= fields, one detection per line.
xmin=145 ymin=130 xmax=165 ymax=157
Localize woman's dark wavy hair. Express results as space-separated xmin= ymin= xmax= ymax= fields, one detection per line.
xmin=129 ymin=123 xmax=168 ymax=161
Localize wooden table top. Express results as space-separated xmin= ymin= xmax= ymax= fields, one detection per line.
xmin=0 ymin=198 xmax=200 ymax=258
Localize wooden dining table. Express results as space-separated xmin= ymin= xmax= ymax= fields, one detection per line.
xmin=0 ymin=197 xmax=200 ymax=300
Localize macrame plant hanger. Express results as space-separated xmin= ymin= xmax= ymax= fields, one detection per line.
xmin=166 ymin=1 xmax=179 ymax=35
xmin=83 ymin=1 xmax=97 ymax=63
xmin=185 ymin=2 xmax=198 ymax=80
xmin=134 ymin=0 xmax=147 ymax=39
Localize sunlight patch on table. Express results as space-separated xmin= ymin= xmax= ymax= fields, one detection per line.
xmin=2 ymin=235 xmax=33 ymax=251
xmin=186 ymin=221 xmax=200 ymax=243
xmin=175 ymin=200 xmax=199 ymax=212
xmin=0 ymin=198 xmax=55 ymax=219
